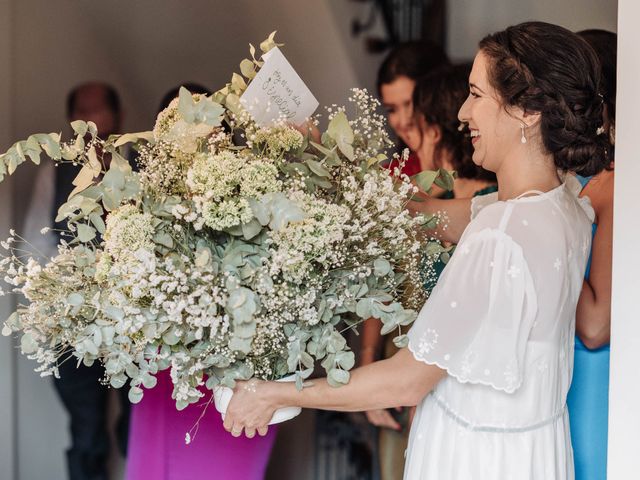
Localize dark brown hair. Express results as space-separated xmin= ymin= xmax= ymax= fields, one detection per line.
xmin=413 ymin=64 xmax=496 ymax=182
xmin=479 ymin=22 xmax=609 ymax=176
xmin=376 ymin=40 xmax=449 ymax=95
xmin=578 ymin=29 xmax=617 ymax=144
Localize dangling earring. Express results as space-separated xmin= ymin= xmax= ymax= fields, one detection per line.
xmin=520 ymin=123 xmax=527 ymax=144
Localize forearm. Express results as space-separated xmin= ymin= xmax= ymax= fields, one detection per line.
xmin=272 ymin=348 xmax=445 ymax=412
xmin=575 ymin=204 xmax=612 ymax=349
xmin=408 ymin=196 xmax=471 ymax=244
xmin=575 ymin=282 xmax=610 ymax=348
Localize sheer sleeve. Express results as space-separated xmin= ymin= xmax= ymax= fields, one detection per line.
xmin=470 ymin=190 xmax=498 ymax=219
xmin=408 ymin=228 xmax=538 ymax=393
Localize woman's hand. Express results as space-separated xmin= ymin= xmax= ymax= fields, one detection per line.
xmin=223 ymin=379 xmax=279 ymax=438
xmin=294 ymin=120 xmax=321 ymax=143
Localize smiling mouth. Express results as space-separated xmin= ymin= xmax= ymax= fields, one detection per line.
xmin=470 ymin=130 xmax=480 ymax=144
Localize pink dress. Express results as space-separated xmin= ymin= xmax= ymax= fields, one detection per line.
xmin=126 ymin=371 xmax=277 ymax=480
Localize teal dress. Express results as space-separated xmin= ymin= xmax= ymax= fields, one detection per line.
xmin=566 ymin=175 xmax=609 ymax=480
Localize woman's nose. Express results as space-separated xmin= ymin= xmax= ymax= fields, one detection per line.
xmin=458 ymin=97 xmax=470 ymax=123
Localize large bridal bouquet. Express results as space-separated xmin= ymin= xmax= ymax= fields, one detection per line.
xmin=0 ymin=35 xmax=451 ymax=413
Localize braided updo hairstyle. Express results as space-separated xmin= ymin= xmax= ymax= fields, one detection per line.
xmin=479 ymin=22 xmax=610 ymax=176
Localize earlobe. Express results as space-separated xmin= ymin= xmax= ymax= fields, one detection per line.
xmin=521 ymin=111 xmax=541 ymax=129
xmin=422 ymin=123 xmax=442 ymax=145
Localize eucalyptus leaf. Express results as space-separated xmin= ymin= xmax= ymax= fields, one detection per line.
xmin=328 ymin=368 xmax=350 ymax=386
xmin=326 ymin=112 xmax=355 ymax=161
xmin=20 ymin=333 xmax=38 ymax=354
xmin=110 ymin=373 xmax=127 ymax=389
xmin=413 ymin=170 xmax=439 ymax=193
xmin=393 ymin=334 xmax=409 ymax=348
xmin=128 ymin=386 xmax=144 ymax=404
xmin=67 ymin=293 xmax=84 ymax=307
xmin=77 ymin=224 xmax=96 ymax=243
xmin=114 ymin=132 xmax=154 ymax=148
xmin=373 ymin=258 xmax=391 ymax=277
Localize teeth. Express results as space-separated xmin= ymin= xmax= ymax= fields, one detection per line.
xmin=470 ymin=130 xmax=480 ymax=138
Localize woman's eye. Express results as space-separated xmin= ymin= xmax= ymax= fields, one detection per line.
xmin=470 ymin=91 xmax=480 ymax=99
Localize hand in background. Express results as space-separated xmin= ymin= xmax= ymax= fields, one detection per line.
xmin=365 ymin=408 xmax=402 ymax=431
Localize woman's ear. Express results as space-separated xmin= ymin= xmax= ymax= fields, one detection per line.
xmin=520 ymin=110 xmax=541 ymax=129
xmin=421 ymin=122 xmax=442 ymax=146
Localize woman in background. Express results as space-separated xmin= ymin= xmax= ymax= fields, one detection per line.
xmin=567 ymin=29 xmax=616 ymax=480
xmin=377 ymin=40 xmax=449 ymax=176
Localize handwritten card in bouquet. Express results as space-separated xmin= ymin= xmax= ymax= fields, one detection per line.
xmin=240 ymin=47 xmax=319 ymax=126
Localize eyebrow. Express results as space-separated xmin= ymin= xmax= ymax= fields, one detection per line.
xmin=469 ymin=83 xmax=486 ymax=94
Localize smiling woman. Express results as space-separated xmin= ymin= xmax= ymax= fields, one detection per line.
xmin=224 ymin=22 xmax=611 ymax=480
xmin=376 ymin=41 xmax=449 ymax=171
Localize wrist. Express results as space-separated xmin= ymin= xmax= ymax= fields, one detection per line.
xmin=265 ymin=381 xmax=290 ymax=410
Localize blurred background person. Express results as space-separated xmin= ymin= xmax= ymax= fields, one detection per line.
xmin=56 ymin=82 xmax=129 ymax=480
xmin=377 ymin=40 xmax=449 ymax=177
xmin=567 ymin=29 xmax=616 ymax=480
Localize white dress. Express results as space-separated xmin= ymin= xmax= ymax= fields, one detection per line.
xmin=405 ymin=177 xmax=594 ymax=480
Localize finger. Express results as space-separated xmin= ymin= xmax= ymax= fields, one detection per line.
xmin=377 ymin=411 xmax=401 ymax=431
xmin=257 ymin=426 xmax=269 ymax=437
xmin=230 ymin=423 xmax=243 ymax=438
xmin=223 ymin=416 xmax=234 ymax=433
xmin=245 ymin=428 xmax=256 ymax=439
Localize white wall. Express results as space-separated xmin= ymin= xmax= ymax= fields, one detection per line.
xmin=448 ymin=0 xmax=618 ymax=60
xmin=608 ymin=0 xmax=640 ymax=477
xmin=0 ymin=1 xmax=16 ymax=479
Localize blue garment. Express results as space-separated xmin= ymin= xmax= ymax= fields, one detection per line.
xmin=567 ymin=175 xmax=609 ymax=480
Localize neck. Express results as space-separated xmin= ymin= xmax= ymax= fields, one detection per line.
xmin=496 ymin=149 xmax=561 ymax=201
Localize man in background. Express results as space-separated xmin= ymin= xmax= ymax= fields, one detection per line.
xmin=52 ymin=82 xmax=130 ymax=480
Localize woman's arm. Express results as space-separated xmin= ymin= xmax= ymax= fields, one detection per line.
xmin=407 ymin=194 xmax=472 ymax=244
xmin=575 ymin=173 xmax=614 ymax=349
xmin=359 ymin=318 xmax=402 ymax=430
xmin=223 ymin=348 xmax=446 ymax=437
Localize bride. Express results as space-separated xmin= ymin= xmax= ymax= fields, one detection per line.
xmin=223 ymin=21 xmax=610 ymax=479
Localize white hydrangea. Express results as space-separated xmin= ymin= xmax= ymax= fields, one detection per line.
xmin=202 ymin=198 xmax=253 ymax=230
xmin=104 ymin=205 xmax=155 ymax=262
xmin=239 ymin=161 xmax=282 ymax=198
xmin=250 ymin=123 xmax=303 ymax=158
xmin=186 ymin=151 xmax=244 ymax=200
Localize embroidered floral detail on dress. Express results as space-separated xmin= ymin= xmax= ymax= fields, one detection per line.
xmin=522 ymin=219 xmax=529 ymax=226
xmin=461 ymin=245 xmax=471 ymax=255
xmin=537 ymin=359 xmax=549 ymax=373
xmin=460 ymin=350 xmax=478 ymax=378
xmin=450 ymin=301 xmax=458 ymax=308
xmin=582 ymin=238 xmax=589 ymax=254
xmin=554 ymin=258 xmax=562 ymax=271
xmin=507 ymin=265 xmax=521 ymax=278
xmin=503 ymin=359 xmax=519 ymax=389
xmin=417 ymin=329 xmax=439 ymax=355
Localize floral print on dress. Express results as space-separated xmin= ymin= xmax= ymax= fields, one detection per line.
xmin=417 ymin=329 xmax=439 ymax=356
xmin=503 ymin=359 xmax=519 ymax=390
